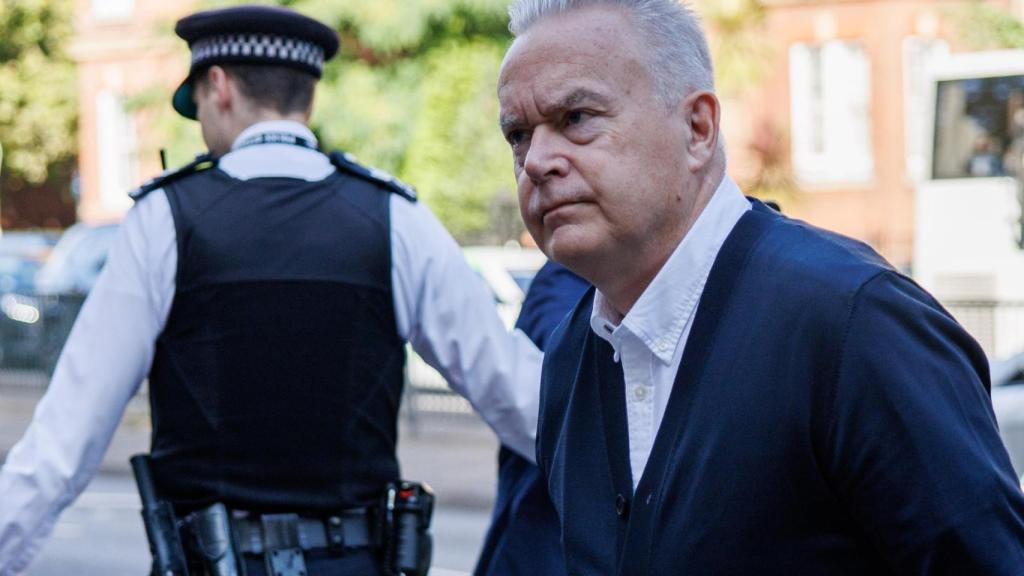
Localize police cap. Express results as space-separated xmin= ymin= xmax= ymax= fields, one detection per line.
xmin=172 ymin=5 xmax=340 ymax=120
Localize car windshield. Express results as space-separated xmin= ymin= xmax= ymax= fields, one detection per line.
xmin=0 ymin=257 xmax=25 ymax=275
xmin=0 ymin=231 xmax=57 ymax=256
xmin=35 ymin=224 xmax=118 ymax=295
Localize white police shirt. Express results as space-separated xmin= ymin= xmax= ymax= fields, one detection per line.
xmin=0 ymin=120 xmax=542 ymax=575
xmin=590 ymin=176 xmax=751 ymax=491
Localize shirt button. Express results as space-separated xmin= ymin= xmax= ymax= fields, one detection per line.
xmin=633 ymin=386 xmax=648 ymax=401
xmin=615 ymin=493 xmax=630 ymax=518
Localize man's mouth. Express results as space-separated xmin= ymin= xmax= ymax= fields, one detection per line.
xmin=541 ymin=200 xmax=586 ymax=227
xmin=542 ymin=201 xmax=572 ymax=219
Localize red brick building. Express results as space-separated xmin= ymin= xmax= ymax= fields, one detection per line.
xmin=719 ymin=0 xmax=1024 ymax=270
xmin=69 ymin=0 xmax=194 ymax=224
xmin=68 ymin=0 xmax=1024 ymax=272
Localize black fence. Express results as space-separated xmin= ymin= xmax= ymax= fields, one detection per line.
xmin=0 ymin=293 xmax=85 ymax=389
xmin=944 ymin=301 xmax=1024 ymax=362
xmin=3 ymin=297 xmax=1021 ymax=417
xmin=0 ymin=294 xmax=479 ymax=423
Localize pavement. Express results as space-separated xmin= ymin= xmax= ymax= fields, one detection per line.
xmin=0 ymin=380 xmax=501 ymax=511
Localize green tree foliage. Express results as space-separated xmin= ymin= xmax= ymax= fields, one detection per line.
xmin=126 ymin=87 xmax=206 ymax=171
xmin=0 ymin=0 xmax=77 ymax=183
xmin=697 ymin=0 xmax=771 ymax=98
xmin=695 ymin=0 xmax=795 ymax=205
xmin=401 ymin=41 xmax=515 ymax=241
xmin=951 ymin=2 xmax=1024 ymax=49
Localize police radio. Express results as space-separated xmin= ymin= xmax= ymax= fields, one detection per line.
xmin=380 ymin=481 xmax=434 ymax=576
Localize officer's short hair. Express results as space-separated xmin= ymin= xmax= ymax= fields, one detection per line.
xmin=193 ymin=64 xmax=317 ymax=116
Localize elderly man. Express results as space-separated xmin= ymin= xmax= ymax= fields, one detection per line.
xmin=498 ymin=1 xmax=1024 ymax=574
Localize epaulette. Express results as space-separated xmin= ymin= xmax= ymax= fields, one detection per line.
xmin=129 ymin=153 xmax=218 ymax=202
xmin=328 ymin=150 xmax=417 ymax=203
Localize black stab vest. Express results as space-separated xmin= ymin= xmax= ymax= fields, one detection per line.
xmin=148 ymin=166 xmax=406 ymax=514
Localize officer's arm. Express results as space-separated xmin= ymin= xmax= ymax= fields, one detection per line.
xmin=823 ymin=271 xmax=1024 ymax=573
xmin=390 ymin=196 xmax=542 ymax=462
xmin=0 ymin=191 xmax=176 ymax=575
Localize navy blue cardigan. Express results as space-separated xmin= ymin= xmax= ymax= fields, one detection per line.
xmin=537 ymin=201 xmax=1024 ymax=575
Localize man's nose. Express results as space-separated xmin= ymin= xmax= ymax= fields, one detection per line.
xmin=523 ymin=126 xmax=570 ymax=185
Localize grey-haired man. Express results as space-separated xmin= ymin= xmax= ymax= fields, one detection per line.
xmin=499 ymin=1 xmax=1024 ymax=574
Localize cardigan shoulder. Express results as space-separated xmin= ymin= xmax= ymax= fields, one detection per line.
xmin=750 ymin=211 xmax=897 ymax=304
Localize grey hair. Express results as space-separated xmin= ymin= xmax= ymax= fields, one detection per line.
xmin=508 ymin=0 xmax=714 ymax=106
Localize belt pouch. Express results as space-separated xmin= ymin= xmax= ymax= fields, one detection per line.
xmin=189 ymin=503 xmax=243 ymax=576
xmin=260 ymin=513 xmax=307 ymax=576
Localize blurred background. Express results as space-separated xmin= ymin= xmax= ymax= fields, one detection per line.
xmin=6 ymin=0 xmax=1024 ymax=573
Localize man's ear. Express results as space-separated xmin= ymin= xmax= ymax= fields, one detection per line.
xmin=204 ymin=65 xmax=232 ymax=112
xmin=682 ymin=91 xmax=721 ymax=172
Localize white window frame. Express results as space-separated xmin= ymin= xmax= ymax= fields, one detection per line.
xmin=789 ymin=41 xmax=875 ymax=185
xmin=96 ymin=91 xmax=138 ymax=212
xmin=903 ymin=37 xmax=949 ymax=183
xmin=91 ymin=0 xmax=134 ymax=22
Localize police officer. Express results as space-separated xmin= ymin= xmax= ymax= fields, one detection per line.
xmin=0 ymin=5 xmax=541 ymax=575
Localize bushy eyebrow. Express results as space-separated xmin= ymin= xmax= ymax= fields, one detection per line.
xmin=500 ymin=87 xmax=610 ymax=133
xmin=552 ymin=88 xmax=609 ymax=112
xmin=500 ymin=113 xmax=523 ymax=133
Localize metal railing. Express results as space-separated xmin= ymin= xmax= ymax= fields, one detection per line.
xmin=401 ymin=351 xmax=477 ymax=431
xmin=0 ymin=292 xmax=481 ymax=423
xmin=944 ymin=300 xmax=1024 ymax=361
xmin=6 ymin=296 xmax=1020 ymax=414
xmin=0 ymin=292 xmax=84 ymax=389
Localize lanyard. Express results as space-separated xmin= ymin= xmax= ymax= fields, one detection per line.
xmin=233 ymin=132 xmax=319 ymax=152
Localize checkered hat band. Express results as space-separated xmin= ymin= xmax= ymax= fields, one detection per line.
xmin=190 ymin=34 xmax=325 ymax=72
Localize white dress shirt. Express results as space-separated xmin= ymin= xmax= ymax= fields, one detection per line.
xmin=0 ymin=121 xmax=542 ymax=575
xmin=590 ymin=176 xmax=750 ymax=491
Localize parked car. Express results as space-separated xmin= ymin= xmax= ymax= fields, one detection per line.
xmin=404 ymin=245 xmax=547 ymax=417
xmin=462 ymin=245 xmax=548 ymax=327
xmin=0 ymin=230 xmax=60 ymax=256
xmin=0 ymin=231 xmax=59 ymax=367
xmin=990 ymin=352 xmax=1024 ymax=476
xmin=1 ymin=223 xmax=119 ymax=373
xmin=0 ymin=231 xmax=58 ymax=293
xmin=34 ymin=223 xmax=118 ymax=297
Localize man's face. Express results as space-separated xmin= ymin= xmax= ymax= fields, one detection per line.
xmin=498 ymin=6 xmax=690 ymax=278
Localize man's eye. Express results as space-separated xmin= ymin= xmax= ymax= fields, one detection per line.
xmin=566 ymin=110 xmax=589 ymax=125
xmin=506 ymin=130 xmax=527 ymax=146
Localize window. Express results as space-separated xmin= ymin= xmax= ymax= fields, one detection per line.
xmin=903 ymin=37 xmax=949 ymax=182
xmin=96 ymin=91 xmax=138 ymax=211
xmin=932 ymin=75 xmax=1024 ymax=179
xmin=789 ymin=41 xmax=874 ymax=184
xmin=91 ymin=0 xmax=134 ymax=21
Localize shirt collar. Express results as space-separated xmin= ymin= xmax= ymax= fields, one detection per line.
xmin=230 ymin=120 xmax=318 ymax=151
xmin=590 ymin=175 xmax=751 ymax=364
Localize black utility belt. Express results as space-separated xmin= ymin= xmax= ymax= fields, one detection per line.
xmin=177 ymin=481 xmax=434 ymax=576
xmin=229 ymin=508 xmax=373 ymax=555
